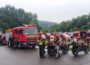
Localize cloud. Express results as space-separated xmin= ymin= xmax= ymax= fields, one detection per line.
xmin=0 ymin=0 xmax=90 ymax=23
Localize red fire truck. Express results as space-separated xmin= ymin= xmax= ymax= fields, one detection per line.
xmin=8 ymin=25 xmax=38 ymax=48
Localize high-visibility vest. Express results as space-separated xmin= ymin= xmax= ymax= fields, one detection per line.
xmin=38 ymin=40 xmax=43 ymax=45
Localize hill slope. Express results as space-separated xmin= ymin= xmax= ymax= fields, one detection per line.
xmin=38 ymin=21 xmax=57 ymax=28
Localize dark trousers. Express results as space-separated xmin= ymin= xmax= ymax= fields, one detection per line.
xmin=39 ymin=45 xmax=45 ymax=57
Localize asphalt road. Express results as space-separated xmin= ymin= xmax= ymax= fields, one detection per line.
xmin=0 ymin=46 xmax=90 ymax=65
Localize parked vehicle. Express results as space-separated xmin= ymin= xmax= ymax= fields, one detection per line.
xmin=72 ymin=30 xmax=89 ymax=56
xmin=60 ymin=33 xmax=70 ymax=54
xmin=8 ymin=25 xmax=38 ymax=48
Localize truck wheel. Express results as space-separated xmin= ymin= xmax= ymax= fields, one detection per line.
xmin=8 ymin=41 xmax=13 ymax=48
xmin=32 ymin=45 xmax=35 ymax=49
xmin=8 ymin=38 xmax=14 ymax=48
xmin=14 ymin=41 xmax=20 ymax=48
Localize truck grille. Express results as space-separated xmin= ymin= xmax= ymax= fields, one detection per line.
xmin=27 ymin=37 xmax=37 ymax=41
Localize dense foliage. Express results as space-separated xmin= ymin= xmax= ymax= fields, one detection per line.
xmin=0 ymin=5 xmax=40 ymax=31
xmin=0 ymin=5 xmax=90 ymax=32
xmin=38 ymin=21 xmax=57 ymax=32
xmin=50 ymin=14 xmax=90 ymax=32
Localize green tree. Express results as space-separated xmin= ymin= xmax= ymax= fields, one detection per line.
xmin=0 ymin=5 xmax=40 ymax=31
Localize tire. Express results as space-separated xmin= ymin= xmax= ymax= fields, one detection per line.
xmin=48 ymin=48 xmax=56 ymax=56
xmin=62 ymin=46 xmax=68 ymax=54
xmin=72 ymin=48 xmax=78 ymax=56
xmin=14 ymin=41 xmax=20 ymax=48
xmin=8 ymin=40 xmax=14 ymax=48
xmin=8 ymin=38 xmax=15 ymax=48
xmin=73 ymin=51 xmax=78 ymax=56
xmin=84 ymin=46 xmax=89 ymax=54
xmin=48 ymin=49 xmax=54 ymax=56
xmin=72 ymin=42 xmax=79 ymax=56
xmin=84 ymin=49 xmax=88 ymax=54
xmin=32 ymin=45 xmax=35 ymax=49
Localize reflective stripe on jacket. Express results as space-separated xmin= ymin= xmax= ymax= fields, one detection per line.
xmin=38 ymin=40 xmax=43 ymax=45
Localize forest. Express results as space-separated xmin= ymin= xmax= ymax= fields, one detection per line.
xmin=0 ymin=5 xmax=41 ymax=31
xmin=50 ymin=14 xmax=90 ymax=32
xmin=0 ymin=5 xmax=90 ymax=32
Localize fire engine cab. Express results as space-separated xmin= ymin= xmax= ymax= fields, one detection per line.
xmin=8 ymin=25 xmax=38 ymax=48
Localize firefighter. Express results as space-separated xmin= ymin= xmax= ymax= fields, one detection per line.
xmin=48 ymin=32 xmax=61 ymax=58
xmin=49 ymin=33 xmax=55 ymax=46
xmin=47 ymin=33 xmax=56 ymax=56
xmin=38 ymin=32 xmax=46 ymax=58
xmin=54 ymin=32 xmax=61 ymax=57
xmin=0 ymin=32 xmax=5 ymax=45
xmin=45 ymin=32 xmax=51 ymax=45
xmin=4 ymin=30 xmax=11 ymax=45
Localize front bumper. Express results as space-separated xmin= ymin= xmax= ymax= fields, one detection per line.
xmin=19 ymin=42 xmax=36 ymax=47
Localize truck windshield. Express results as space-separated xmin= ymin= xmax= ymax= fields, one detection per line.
xmin=23 ymin=28 xmax=37 ymax=35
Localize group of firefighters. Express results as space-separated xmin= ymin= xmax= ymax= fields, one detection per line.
xmin=0 ymin=30 xmax=89 ymax=58
xmin=38 ymin=32 xmax=70 ymax=58
xmin=38 ymin=31 xmax=90 ymax=58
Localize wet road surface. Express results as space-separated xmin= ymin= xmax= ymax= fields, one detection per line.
xmin=0 ymin=46 xmax=90 ymax=65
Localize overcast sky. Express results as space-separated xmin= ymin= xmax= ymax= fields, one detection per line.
xmin=0 ymin=0 xmax=90 ymax=23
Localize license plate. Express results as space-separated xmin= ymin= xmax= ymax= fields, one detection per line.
xmin=30 ymin=42 xmax=34 ymax=44
xmin=24 ymin=43 xmax=26 ymax=44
